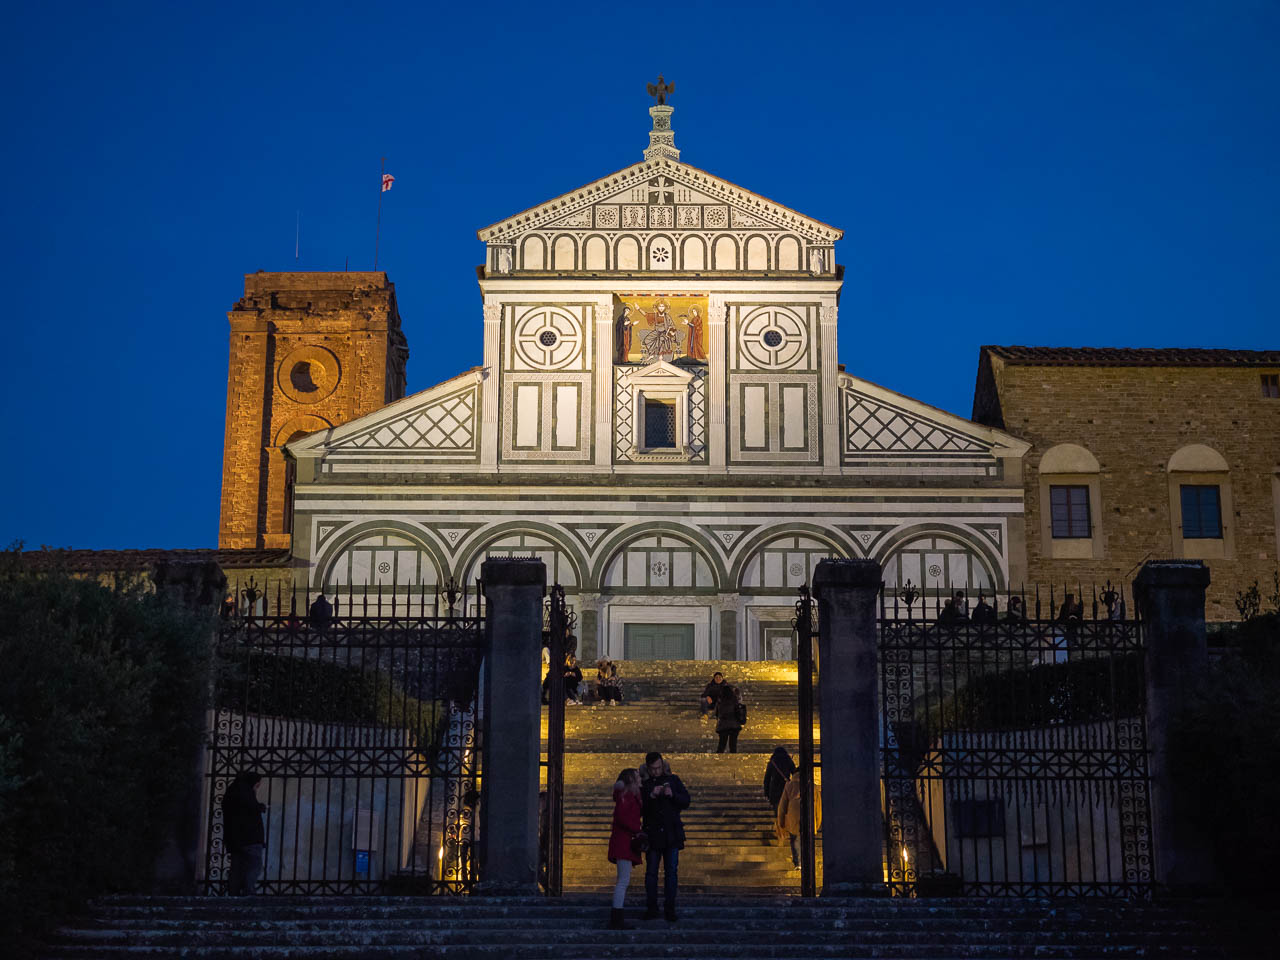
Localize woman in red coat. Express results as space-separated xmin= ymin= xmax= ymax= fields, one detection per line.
xmin=607 ymin=767 xmax=643 ymax=929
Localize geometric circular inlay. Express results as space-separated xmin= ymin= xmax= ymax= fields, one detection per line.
xmin=763 ymin=330 xmax=784 ymax=348
xmin=378 ymin=561 xmax=391 ymax=574
xmin=788 ymin=562 xmax=804 ymax=576
xmin=928 ymin=564 xmax=943 ymax=578
xmin=539 ymin=330 xmax=558 ymax=347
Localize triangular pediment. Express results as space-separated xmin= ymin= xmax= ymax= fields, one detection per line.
xmin=477 ymin=158 xmax=842 ymax=244
xmin=838 ymin=373 xmax=1029 ymax=458
xmin=629 ymin=359 xmax=695 ymax=385
xmin=288 ymin=368 xmax=484 ymax=462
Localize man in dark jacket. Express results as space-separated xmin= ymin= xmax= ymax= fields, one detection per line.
xmin=223 ymin=770 xmax=266 ymax=895
xmin=641 ymin=751 xmax=690 ymax=922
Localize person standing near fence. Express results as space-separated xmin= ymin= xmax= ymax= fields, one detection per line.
xmin=606 ymin=767 xmax=644 ymax=929
xmin=223 ymin=770 xmax=266 ymax=895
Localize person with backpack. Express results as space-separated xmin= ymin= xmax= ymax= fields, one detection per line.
xmin=714 ymin=684 xmax=744 ymax=754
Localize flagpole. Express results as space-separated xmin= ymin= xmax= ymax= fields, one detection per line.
xmin=374 ymin=157 xmax=385 ymax=270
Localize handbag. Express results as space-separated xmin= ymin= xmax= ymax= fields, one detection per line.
xmin=735 ymin=701 xmax=747 ymax=726
xmin=629 ymin=831 xmax=650 ymax=855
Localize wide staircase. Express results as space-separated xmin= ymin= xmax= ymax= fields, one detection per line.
xmin=547 ymin=660 xmax=821 ymax=893
xmin=46 ymin=894 xmax=1243 ymax=957
xmin=44 ymin=660 xmax=1249 ymax=957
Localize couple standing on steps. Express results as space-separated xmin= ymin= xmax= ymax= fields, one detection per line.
xmin=606 ymin=751 xmax=690 ymax=929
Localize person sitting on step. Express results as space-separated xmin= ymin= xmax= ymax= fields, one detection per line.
xmin=596 ymin=659 xmax=623 ymax=705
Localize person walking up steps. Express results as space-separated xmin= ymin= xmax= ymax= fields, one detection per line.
xmin=763 ymin=746 xmax=796 ymax=817
xmin=641 ymin=751 xmax=690 ymax=922
xmin=606 ymin=767 xmax=643 ymax=929
xmin=776 ymin=763 xmax=822 ymax=872
xmin=714 ymin=684 xmax=743 ymax=753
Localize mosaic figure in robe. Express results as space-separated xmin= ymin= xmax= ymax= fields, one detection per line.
xmin=682 ymin=306 xmax=705 ymax=362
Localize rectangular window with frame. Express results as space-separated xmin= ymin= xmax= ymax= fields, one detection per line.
xmin=1049 ymin=485 xmax=1091 ymax=538
xmin=1262 ymin=374 xmax=1280 ymax=399
xmin=644 ymin=398 xmax=676 ymax=449
xmin=1180 ymin=484 xmax=1222 ymax=539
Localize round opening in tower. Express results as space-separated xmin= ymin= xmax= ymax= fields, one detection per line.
xmin=290 ymin=360 xmax=324 ymax=393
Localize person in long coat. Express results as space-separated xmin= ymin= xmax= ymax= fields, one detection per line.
xmin=776 ymin=765 xmax=822 ymax=869
xmin=714 ymin=684 xmax=743 ymax=754
xmin=606 ymin=768 xmax=643 ymax=929
xmin=223 ymin=770 xmax=266 ymax=894
xmin=763 ymin=746 xmax=797 ymax=816
xmin=641 ymin=751 xmax=690 ymax=922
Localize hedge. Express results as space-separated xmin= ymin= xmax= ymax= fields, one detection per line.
xmin=0 ymin=551 xmax=213 ymax=945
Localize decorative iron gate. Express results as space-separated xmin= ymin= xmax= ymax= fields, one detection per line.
xmin=204 ymin=583 xmax=485 ymax=895
xmin=879 ymin=583 xmax=1153 ymax=897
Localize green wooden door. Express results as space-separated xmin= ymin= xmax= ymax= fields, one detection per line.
xmin=623 ymin=623 xmax=695 ymax=660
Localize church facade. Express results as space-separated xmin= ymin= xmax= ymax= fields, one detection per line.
xmin=283 ymin=102 xmax=1030 ymax=661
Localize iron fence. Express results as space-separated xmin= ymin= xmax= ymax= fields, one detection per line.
xmin=878 ymin=582 xmax=1153 ymax=897
xmin=203 ymin=583 xmax=485 ymax=895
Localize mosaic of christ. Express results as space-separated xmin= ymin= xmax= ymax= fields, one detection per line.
xmin=614 ymin=294 xmax=708 ymax=364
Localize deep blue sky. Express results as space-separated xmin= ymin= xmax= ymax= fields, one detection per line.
xmin=2 ymin=2 xmax=1276 ymax=549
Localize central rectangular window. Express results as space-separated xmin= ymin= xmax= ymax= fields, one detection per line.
xmin=1180 ymin=484 xmax=1222 ymax=539
xmin=1049 ymin=485 xmax=1091 ymax=538
xmin=644 ymin=398 xmax=676 ymax=449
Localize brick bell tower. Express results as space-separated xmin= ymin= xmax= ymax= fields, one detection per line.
xmin=219 ymin=272 xmax=409 ymax=549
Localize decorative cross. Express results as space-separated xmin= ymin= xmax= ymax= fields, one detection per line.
xmin=646 ymin=75 xmax=674 ymax=105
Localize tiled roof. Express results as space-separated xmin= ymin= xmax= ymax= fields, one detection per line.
xmin=984 ymin=346 xmax=1280 ymax=367
xmin=16 ymin=548 xmax=293 ymax=573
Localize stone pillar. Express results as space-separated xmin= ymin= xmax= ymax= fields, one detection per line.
xmin=578 ymin=604 xmax=599 ymax=664
xmin=478 ymin=557 xmax=546 ymax=893
xmin=150 ymin=560 xmax=226 ymax=892
xmin=719 ymin=608 xmax=738 ymax=660
xmin=1133 ymin=560 xmax=1218 ymax=891
xmin=811 ymin=558 xmax=885 ymax=895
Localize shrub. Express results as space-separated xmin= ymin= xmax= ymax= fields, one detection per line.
xmin=0 ymin=551 xmax=213 ymax=942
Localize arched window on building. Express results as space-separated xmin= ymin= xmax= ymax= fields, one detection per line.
xmin=1167 ymin=444 xmax=1234 ymax=560
xmin=739 ymin=534 xmax=839 ymax=590
xmin=1038 ymin=443 xmax=1104 ymax=560
xmin=601 ymin=534 xmax=715 ymax=591
xmin=323 ymin=531 xmax=442 ymax=614
xmin=463 ymin=531 xmax=580 ymax=590
xmin=880 ymin=533 xmax=996 ymax=602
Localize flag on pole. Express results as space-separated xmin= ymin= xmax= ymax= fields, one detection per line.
xmin=381 ymin=173 xmax=395 ymax=192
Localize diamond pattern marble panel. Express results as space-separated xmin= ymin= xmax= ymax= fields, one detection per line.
xmin=844 ymin=391 xmax=986 ymax=454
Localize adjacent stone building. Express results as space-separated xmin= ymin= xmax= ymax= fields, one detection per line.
xmin=282 ymin=104 xmax=1030 ymax=661
xmin=972 ymin=346 xmax=1280 ymax=619
xmin=219 ymin=272 xmax=409 ymax=549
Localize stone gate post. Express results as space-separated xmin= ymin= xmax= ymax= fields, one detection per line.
xmin=478 ymin=557 xmax=546 ymax=894
xmin=1133 ymin=560 xmax=1218 ymax=891
xmin=812 ymin=558 xmax=885 ymax=895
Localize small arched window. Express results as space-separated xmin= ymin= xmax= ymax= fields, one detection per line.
xmin=1038 ymin=443 xmax=1104 ymax=560
xmin=1167 ymin=444 xmax=1234 ymax=560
